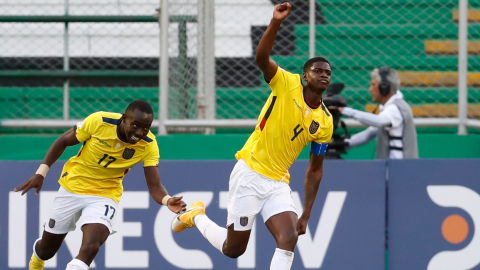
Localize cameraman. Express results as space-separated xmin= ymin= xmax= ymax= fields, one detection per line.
xmin=338 ymin=67 xmax=418 ymax=159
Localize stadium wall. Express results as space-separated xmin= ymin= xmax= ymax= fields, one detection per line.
xmin=0 ymin=133 xmax=480 ymax=160
xmin=2 ymin=159 xmax=480 ymax=269
xmin=1 ymin=160 xmax=387 ymax=270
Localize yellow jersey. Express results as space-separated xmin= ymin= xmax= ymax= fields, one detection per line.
xmin=235 ymin=67 xmax=333 ymax=184
xmin=58 ymin=111 xmax=160 ymax=203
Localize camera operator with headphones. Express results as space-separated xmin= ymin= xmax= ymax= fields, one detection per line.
xmin=336 ymin=66 xmax=419 ymax=159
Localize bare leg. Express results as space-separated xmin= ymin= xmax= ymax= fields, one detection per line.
xmin=75 ymin=223 xmax=110 ymax=266
xmin=265 ymin=211 xmax=298 ymax=251
xmin=265 ymin=211 xmax=298 ymax=270
xmin=221 ymin=224 xmax=252 ymax=258
xmin=36 ymin=230 xmax=68 ymax=260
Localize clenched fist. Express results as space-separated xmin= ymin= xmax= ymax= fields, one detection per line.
xmin=273 ymin=2 xmax=292 ymax=21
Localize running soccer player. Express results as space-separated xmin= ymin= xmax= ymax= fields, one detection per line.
xmin=15 ymin=100 xmax=186 ymax=270
xmin=172 ymin=3 xmax=333 ymax=269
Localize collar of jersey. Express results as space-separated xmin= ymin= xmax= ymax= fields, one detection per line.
xmin=303 ymin=94 xmax=322 ymax=109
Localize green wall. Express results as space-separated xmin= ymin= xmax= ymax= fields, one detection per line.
xmin=0 ymin=133 xmax=479 ymax=160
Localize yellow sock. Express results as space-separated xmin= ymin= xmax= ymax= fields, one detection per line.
xmin=29 ymin=253 xmax=44 ymax=270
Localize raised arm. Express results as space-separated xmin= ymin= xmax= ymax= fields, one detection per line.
xmin=297 ymin=152 xmax=325 ymax=235
xmin=144 ymin=166 xmax=186 ymax=214
xmin=14 ymin=128 xmax=80 ymax=195
xmin=255 ymin=2 xmax=291 ymax=83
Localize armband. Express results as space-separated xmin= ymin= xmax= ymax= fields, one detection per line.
xmin=311 ymin=142 xmax=328 ymax=156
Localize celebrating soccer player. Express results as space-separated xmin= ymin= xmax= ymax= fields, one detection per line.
xmin=172 ymin=2 xmax=333 ymax=269
xmin=15 ymin=100 xmax=186 ymax=270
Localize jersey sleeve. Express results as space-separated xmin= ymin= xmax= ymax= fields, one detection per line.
xmin=73 ymin=112 xmax=102 ymax=143
xmin=142 ymin=139 xmax=160 ymax=167
xmin=268 ymin=66 xmax=302 ymax=96
xmin=315 ymin=121 xmax=334 ymax=144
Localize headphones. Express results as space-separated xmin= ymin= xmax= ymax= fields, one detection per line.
xmin=378 ymin=66 xmax=391 ymax=96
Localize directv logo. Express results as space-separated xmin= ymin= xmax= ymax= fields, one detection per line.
xmin=427 ymin=185 xmax=480 ymax=270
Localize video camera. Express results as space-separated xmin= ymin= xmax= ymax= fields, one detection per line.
xmin=323 ymin=83 xmax=350 ymax=159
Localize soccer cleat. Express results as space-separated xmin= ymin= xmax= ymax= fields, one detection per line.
xmin=171 ymin=201 xmax=206 ymax=233
xmin=29 ymin=253 xmax=45 ymax=270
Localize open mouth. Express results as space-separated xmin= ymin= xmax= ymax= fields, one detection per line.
xmin=130 ymin=135 xmax=140 ymax=143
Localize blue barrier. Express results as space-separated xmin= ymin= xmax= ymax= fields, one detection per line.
xmin=0 ymin=160 xmax=386 ymax=270
xmin=388 ymin=159 xmax=480 ymax=270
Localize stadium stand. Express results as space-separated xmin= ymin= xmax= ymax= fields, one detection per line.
xmin=1 ymin=0 xmax=480 ymax=125
xmin=291 ymin=0 xmax=480 ymax=118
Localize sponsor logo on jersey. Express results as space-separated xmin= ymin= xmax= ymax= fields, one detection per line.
xmin=115 ymin=142 xmax=123 ymax=150
xmin=77 ymin=119 xmax=85 ymax=128
xmin=293 ymin=99 xmax=302 ymax=111
xmin=304 ymin=108 xmax=311 ymax=118
xmin=97 ymin=138 xmax=112 ymax=148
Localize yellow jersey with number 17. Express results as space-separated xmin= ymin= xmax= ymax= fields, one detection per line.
xmin=235 ymin=66 xmax=333 ymax=184
xmin=58 ymin=111 xmax=159 ymax=203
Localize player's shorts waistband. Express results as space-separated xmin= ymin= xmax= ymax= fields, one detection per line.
xmin=236 ymin=159 xmax=288 ymax=182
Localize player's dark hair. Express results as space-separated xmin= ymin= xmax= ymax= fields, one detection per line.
xmin=126 ymin=100 xmax=154 ymax=115
xmin=303 ymin=57 xmax=331 ymax=72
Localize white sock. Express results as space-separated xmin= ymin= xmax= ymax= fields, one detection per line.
xmin=65 ymin=259 xmax=89 ymax=270
xmin=270 ymin=248 xmax=294 ymax=270
xmin=33 ymin=238 xmax=44 ymax=260
xmin=194 ymin=215 xmax=228 ymax=254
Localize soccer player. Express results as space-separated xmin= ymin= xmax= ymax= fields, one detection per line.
xmin=14 ymin=100 xmax=186 ymax=270
xmin=173 ymin=3 xmax=333 ymax=269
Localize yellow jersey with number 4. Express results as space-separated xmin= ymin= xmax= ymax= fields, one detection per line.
xmin=235 ymin=67 xmax=333 ymax=184
xmin=58 ymin=111 xmax=159 ymax=203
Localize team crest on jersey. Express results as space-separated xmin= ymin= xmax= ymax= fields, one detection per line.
xmin=309 ymin=120 xmax=320 ymax=134
xmin=240 ymin=216 xmax=249 ymax=227
xmin=122 ymin=148 xmax=135 ymax=159
xmin=49 ymin=218 xmax=56 ymax=228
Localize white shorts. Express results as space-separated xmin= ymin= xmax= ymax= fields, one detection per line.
xmin=44 ymin=186 xmax=118 ymax=234
xmin=226 ymin=159 xmax=297 ymax=231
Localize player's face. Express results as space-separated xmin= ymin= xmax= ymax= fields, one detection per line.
xmin=303 ymin=62 xmax=332 ymax=91
xmin=122 ymin=109 xmax=153 ymax=144
xmin=369 ymin=77 xmax=381 ymax=102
